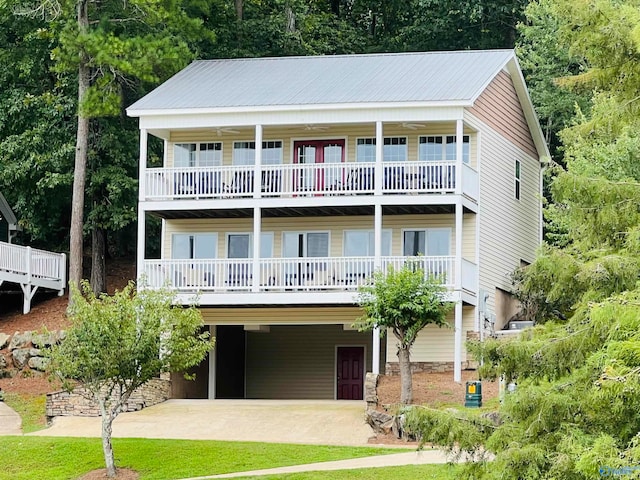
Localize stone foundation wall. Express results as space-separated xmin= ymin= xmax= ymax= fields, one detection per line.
xmin=46 ymin=378 xmax=171 ymax=419
xmin=384 ymin=360 xmax=473 ymax=375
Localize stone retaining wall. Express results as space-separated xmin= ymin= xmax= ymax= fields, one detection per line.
xmin=46 ymin=378 xmax=171 ymax=419
xmin=0 ymin=330 xmax=65 ymax=378
xmin=385 ymin=360 xmax=474 ymax=375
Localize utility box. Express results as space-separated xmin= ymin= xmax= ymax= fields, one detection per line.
xmin=465 ymin=381 xmax=482 ymax=408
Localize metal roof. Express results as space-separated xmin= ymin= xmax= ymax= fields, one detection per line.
xmin=128 ymin=50 xmax=515 ymax=113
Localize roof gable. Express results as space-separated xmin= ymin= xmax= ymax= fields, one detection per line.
xmin=0 ymin=193 xmax=17 ymax=226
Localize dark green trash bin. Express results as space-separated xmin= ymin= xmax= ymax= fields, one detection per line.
xmin=465 ymin=380 xmax=482 ymax=407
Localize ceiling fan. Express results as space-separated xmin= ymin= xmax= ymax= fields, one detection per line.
xmin=400 ymin=122 xmax=426 ymax=130
xmin=212 ymin=127 xmax=241 ymax=136
xmin=301 ymin=124 xmax=330 ymax=131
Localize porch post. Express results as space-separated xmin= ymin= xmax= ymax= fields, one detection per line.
xmin=208 ymin=325 xmax=216 ymax=399
xmin=454 ymin=197 xmax=463 ymax=382
xmin=252 ymin=207 xmax=261 ymax=292
xmin=374 ymin=121 xmax=383 ymax=195
xmin=137 ymin=129 xmax=148 ymax=284
xmin=254 ymin=124 xmax=263 ymax=199
xmin=455 ymin=119 xmax=463 ymax=195
xmin=454 ymin=300 xmax=463 ymax=382
xmin=372 ymin=203 xmax=382 ymax=374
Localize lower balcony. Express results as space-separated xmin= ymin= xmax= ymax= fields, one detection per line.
xmin=142 ymin=256 xmax=478 ymax=306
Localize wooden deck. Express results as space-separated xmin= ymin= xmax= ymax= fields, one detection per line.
xmin=0 ymin=241 xmax=66 ymax=314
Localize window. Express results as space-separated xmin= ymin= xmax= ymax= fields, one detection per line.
xmin=344 ymin=230 xmax=392 ymax=256
xmin=233 ymin=141 xmax=283 ymax=165
xmin=419 ymin=135 xmax=469 ymax=163
xmin=403 ymin=229 xmax=450 ymax=256
xmin=515 ymin=159 xmax=521 ymax=200
xmin=227 ymin=233 xmax=274 ymax=259
xmin=283 ymin=232 xmax=329 ymax=257
xmin=171 ymin=233 xmax=217 ymax=259
xmin=174 ymin=143 xmax=222 ymax=167
xmin=356 ymin=137 xmax=408 ymax=162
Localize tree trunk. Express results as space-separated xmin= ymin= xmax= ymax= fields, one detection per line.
xmin=69 ymin=0 xmax=90 ymax=297
xmin=398 ymin=346 xmax=412 ymax=404
xmin=91 ymin=226 xmax=106 ymax=295
xmin=98 ymin=400 xmax=117 ymax=478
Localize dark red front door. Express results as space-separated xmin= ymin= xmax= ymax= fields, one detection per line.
xmin=336 ymin=346 xmax=364 ymax=400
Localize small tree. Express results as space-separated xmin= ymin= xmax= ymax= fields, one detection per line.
xmin=48 ymin=282 xmax=213 ymax=478
xmin=356 ymin=265 xmax=454 ymax=404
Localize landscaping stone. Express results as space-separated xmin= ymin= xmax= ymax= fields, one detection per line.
xmin=0 ymin=355 xmax=6 ymax=369
xmin=11 ymin=348 xmax=32 ymax=369
xmin=9 ymin=331 xmax=32 ymax=351
xmin=28 ymin=356 xmax=50 ymax=372
xmin=0 ymin=333 xmax=10 ymax=350
xmin=32 ymin=331 xmax=60 ymax=348
xmin=366 ymin=409 xmax=394 ymax=434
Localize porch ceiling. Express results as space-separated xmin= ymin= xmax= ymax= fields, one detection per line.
xmin=149 ymin=204 xmax=460 ymax=220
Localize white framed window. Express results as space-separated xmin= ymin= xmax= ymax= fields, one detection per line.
xmin=343 ymin=230 xmax=392 ymax=256
xmin=282 ymin=232 xmax=329 ymax=258
xmin=403 ymin=229 xmax=451 ymax=256
xmin=233 ymin=141 xmax=283 ymax=165
xmin=171 ymin=233 xmax=217 ymax=259
xmin=515 ymin=159 xmax=521 ymax=200
xmin=356 ymin=137 xmax=408 ymax=162
xmin=227 ymin=232 xmax=274 ymax=259
xmin=419 ymin=135 xmax=469 ymax=163
xmin=174 ymin=143 xmax=222 ymax=167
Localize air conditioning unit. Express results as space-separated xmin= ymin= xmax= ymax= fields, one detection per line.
xmin=509 ymin=321 xmax=534 ymax=330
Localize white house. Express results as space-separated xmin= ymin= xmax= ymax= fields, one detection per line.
xmin=127 ymin=50 xmax=549 ymax=400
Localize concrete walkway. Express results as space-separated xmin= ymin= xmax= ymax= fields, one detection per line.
xmin=186 ymin=451 xmax=452 ymax=479
xmin=0 ymin=401 xmax=22 ymax=435
xmin=29 ymin=399 xmax=375 ymax=446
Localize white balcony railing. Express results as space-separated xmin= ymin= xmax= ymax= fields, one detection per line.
xmin=143 ymin=255 xmax=458 ymax=294
xmin=143 ymin=161 xmax=479 ymax=201
xmin=0 ymin=242 xmax=66 ymax=282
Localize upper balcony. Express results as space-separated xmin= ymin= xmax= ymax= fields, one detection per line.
xmin=143 ymin=161 xmax=479 ymax=203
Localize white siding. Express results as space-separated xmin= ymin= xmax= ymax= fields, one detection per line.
xmin=466 ymin=111 xmax=541 ymax=317
xmin=386 ymin=305 xmax=476 ymax=363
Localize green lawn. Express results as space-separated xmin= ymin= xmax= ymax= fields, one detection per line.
xmin=0 ymin=436 xmax=408 ymax=480
xmin=235 ymin=464 xmax=463 ymax=479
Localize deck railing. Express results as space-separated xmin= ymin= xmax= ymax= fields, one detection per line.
xmin=143 ymin=255 xmax=457 ymax=293
xmin=144 ymin=161 xmax=478 ymax=200
xmin=0 ymin=242 xmax=66 ymax=282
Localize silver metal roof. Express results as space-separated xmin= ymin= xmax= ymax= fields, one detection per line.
xmin=128 ymin=50 xmax=515 ymax=113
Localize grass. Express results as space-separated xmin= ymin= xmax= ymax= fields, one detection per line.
xmin=235 ymin=464 xmax=463 ymax=479
xmin=3 ymin=393 xmax=47 ymax=433
xmin=0 ymin=436 xmax=407 ymax=480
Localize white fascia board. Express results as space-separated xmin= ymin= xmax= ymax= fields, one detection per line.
xmin=139 ymin=192 xmax=458 ymax=213
xmin=135 ymin=106 xmax=467 ymax=131
xmin=127 ymin=101 xmax=471 ymax=118
xmin=505 ymin=58 xmax=551 ymax=161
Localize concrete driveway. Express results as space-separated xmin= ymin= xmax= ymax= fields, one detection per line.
xmin=29 ymin=399 xmax=375 ymax=446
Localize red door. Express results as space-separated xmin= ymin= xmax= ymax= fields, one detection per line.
xmin=293 ymin=140 xmax=345 ymax=193
xmin=336 ymin=346 xmax=364 ymax=400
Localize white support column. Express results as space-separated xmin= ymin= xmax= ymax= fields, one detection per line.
xmin=137 ymin=129 xmax=148 ymax=285
xmin=138 ymin=129 xmax=148 ymax=201
xmin=372 ymin=203 xmax=383 ymax=374
xmin=208 ymin=325 xmax=216 ymax=399
xmin=374 ymin=121 xmax=383 ymax=195
xmin=252 ymin=207 xmax=261 ymax=292
xmin=455 ymin=119 xmax=463 ymax=195
xmin=454 ymin=199 xmax=463 ymax=382
xmin=254 ymin=124 xmax=263 ymax=199
xmin=454 ymin=300 xmax=463 ymax=382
